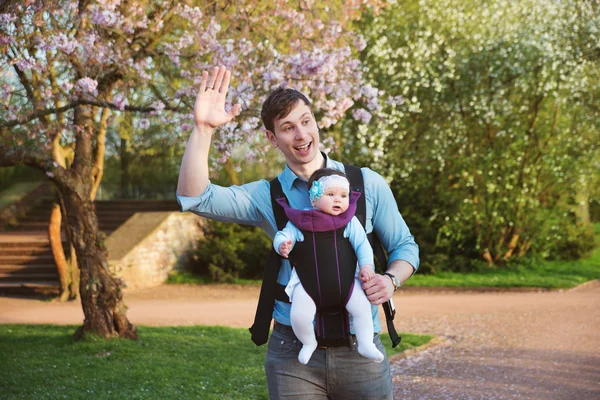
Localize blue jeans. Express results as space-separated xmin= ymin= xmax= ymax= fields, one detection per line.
xmin=264 ymin=324 xmax=393 ymax=399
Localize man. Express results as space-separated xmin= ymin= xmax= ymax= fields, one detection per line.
xmin=177 ymin=66 xmax=419 ymax=399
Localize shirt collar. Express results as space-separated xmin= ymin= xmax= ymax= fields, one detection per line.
xmin=279 ymin=152 xmax=334 ymax=192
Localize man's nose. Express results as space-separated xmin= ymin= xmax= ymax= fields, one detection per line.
xmin=295 ymin=126 xmax=309 ymax=140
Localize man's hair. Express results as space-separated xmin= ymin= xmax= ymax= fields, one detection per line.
xmin=261 ymin=86 xmax=312 ymax=133
xmin=307 ymin=168 xmax=347 ymax=190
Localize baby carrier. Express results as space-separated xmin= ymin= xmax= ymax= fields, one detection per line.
xmin=250 ymin=164 xmax=401 ymax=348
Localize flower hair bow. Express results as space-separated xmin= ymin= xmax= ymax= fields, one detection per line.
xmin=309 ymin=180 xmax=323 ymax=202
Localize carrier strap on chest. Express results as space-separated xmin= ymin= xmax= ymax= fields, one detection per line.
xmin=344 ymin=164 xmax=401 ymax=348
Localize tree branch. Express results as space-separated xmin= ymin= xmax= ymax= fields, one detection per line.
xmin=0 ymin=143 xmax=52 ymax=170
xmin=1 ymin=100 xmax=184 ymax=128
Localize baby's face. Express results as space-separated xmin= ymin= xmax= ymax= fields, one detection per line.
xmin=313 ymin=186 xmax=349 ymax=216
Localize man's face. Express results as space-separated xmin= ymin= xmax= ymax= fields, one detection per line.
xmin=312 ymin=186 xmax=350 ymax=216
xmin=265 ymin=101 xmax=320 ymax=170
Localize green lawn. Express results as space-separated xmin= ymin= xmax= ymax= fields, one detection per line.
xmin=403 ymin=242 xmax=600 ymax=290
xmin=0 ymin=325 xmax=432 ymax=400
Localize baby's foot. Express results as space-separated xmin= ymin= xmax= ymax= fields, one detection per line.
xmin=357 ymin=343 xmax=384 ymax=363
xmin=298 ymin=343 xmax=318 ymax=365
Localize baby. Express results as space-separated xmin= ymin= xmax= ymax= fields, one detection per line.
xmin=273 ymin=168 xmax=384 ymax=365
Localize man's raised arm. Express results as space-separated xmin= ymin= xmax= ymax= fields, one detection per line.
xmin=177 ymin=66 xmax=241 ymax=197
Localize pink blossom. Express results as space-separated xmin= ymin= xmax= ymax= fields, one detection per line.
xmin=0 ymin=14 xmax=16 ymax=25
xmin=46 ymin=171 xmax=55 ymax=178
xmin=0 ymin=36 xmax=13 ymax=45
xmin=112 ymin=93 xmax=128 ymax=111
xmin=181 ymin=123 xmax=192 ymax=131
xmin=151 ymin=101 xmax=165 ymax=111
xmin=354 ymin=35 xmax=367 ymax=51
xmin=76 ymin=77 xmax=98 ymax=96
xmin=352 ymin=108 xmax=372 ymax=124
xmin=54 ymin=33 xmax=78 ymax=54
xmin=61 ymin=81 xmax=74 ymax=93
xmin=386 ymin=95 xmax=405 ymax=106
xmin=138 ymin=119 xmax=150 ymax=129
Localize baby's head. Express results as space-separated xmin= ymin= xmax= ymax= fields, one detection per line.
xmin=307 ymin=168 xmax=350 ymax=216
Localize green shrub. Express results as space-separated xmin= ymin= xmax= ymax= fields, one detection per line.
xmin=190 ymin=220 xmax=271 ymax=282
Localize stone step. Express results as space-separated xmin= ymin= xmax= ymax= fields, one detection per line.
xmin=0 ymin=248 xmax=54 ymax=256
xmin=0 ymin=255 xmax=55 ymax=265
xmin=0 ymin=264 xmax=57 ymax=273
xmin=10 ymin=222 xmax=49 ymax=230
xmin=0 ymin=272 xmax=59 ymax=281
xmin=0 ymin=242 xmax=55 ymax=249
xmin=0 ymin=280 xmax=59 ymax=288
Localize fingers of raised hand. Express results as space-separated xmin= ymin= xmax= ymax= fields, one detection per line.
xmin=213 ymin=66 xmax=227 ymax=93
xmin=206 ymin=66 xmax=219 ymax=91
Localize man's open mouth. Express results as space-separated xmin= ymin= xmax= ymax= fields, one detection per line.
xmin=294 ymin=142 xmax=311 ymax=154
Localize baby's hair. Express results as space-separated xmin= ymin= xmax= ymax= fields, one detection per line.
xmin=308 ymin=168 xmax=348 ymax=189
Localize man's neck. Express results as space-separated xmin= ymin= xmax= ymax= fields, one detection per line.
xmin=288 ymin=152 xmax=326 ymax=182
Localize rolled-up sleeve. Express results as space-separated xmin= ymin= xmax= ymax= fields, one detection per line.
xmin=176 ymin=179 xmax=271 ymax=230
xmin=364 ymin=169 xmax=420 ymax=270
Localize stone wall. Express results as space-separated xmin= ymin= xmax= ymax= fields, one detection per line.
xmin=107 ymin=212 xmax=204 ymax=290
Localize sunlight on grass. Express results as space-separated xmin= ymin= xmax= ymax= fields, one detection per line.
xmin=0 ymin=325 xmax=432 ymax=400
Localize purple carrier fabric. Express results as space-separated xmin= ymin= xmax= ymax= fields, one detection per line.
xmin=275 ymin=191 xmax=361 ymax=232
xmin=277 ymin=192 xmax=361 ymax=345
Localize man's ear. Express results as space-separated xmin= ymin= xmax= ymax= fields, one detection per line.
xmin=265 ymin=130 xmax=278 ymax=148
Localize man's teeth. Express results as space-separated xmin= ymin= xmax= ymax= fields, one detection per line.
xmin=296 ymin=143 xmax=310 ymax=150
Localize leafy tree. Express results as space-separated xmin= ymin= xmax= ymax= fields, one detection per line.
xmin=345 ymin=0 xmax=599 ymax=270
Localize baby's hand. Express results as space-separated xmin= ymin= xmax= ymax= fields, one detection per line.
xmin=359 ymin=265 xmax=375 ymax=282
xmin=278 ymin=240 xmax=293 ymax=258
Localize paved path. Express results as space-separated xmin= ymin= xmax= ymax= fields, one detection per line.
xmin=1 ymin=282 xmax=599 ymax=399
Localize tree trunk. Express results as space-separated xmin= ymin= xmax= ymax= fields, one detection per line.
xmin=61 ymin=185 xmax=137 ymax=339
xmin=223 ymin=158 xmax=240 ymax=185
xmin=575 ymin=176 xmax=590 ymax=225
xmin=48 ymin=203 xmax=71 ymax=302
xmin=502 ymin=230 xmax=521 ymax=260
xmin=120 ymin=137 xmax=130 ymax=198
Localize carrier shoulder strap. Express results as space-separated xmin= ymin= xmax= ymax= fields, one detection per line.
xmin=269 ymin=177 xmax=293 ymax=303
xmin=344 ymin=164 xmax=402 ymax=348
xmin=248 ymin=176 xmax=290 ymax=346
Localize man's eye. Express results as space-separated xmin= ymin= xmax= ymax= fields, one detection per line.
xmin=328 ymin=193 xmax=334 ymax=196
xmin=302 ymin=119 xmax=310 ymax=125
xmin=285 ymin=126 xmax=293 ymax=131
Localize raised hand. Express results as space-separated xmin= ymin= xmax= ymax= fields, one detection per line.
xmin=194 ymin=66 xmax=242 ymax=130
xmin=278 ymin=240 xmax=293 ymax=258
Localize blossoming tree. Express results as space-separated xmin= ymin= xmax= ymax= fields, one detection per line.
xmin=0 ymin=0 xmax=381 ymax=338
xmin=346 ymin=0 xmax=599 ymax=268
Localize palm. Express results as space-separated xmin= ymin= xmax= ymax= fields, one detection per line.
xmin=194 ymin=66 xmax=241 ymax=129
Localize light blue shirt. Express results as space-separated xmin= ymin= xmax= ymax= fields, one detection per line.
xmin=177 ymin=154 xmax=420 ymax=333
xmin=273 ymin=216 xmax=375 ymax=271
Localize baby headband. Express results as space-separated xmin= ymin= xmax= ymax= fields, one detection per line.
xmin=309 ymin=175 xmax=350 ymax=202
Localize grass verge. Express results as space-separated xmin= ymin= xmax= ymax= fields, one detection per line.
xmin=403 ymin=242 xmax=600 ymax=290
xmin=0 ymin=324 xmax=432 ymax=400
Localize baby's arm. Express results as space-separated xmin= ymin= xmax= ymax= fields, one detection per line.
xmin=358 ymin=264 xmax=375 ymax=282
xmin=346 ymin=217 xmax=376 ymax=282
xmin=273 ymin=221 xmax=302 ymax=258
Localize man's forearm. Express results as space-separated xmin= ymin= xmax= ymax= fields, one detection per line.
xmin=386 ymin=259 xmax=415 ymax=286
xmin=177 ymin=125 xmax=213 ymax=197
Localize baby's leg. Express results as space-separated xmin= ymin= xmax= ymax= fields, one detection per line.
xmin=290 ymin=282 xmax=318 ymax=365
xmin=346 ymin=279 xmax=384 ymax=363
